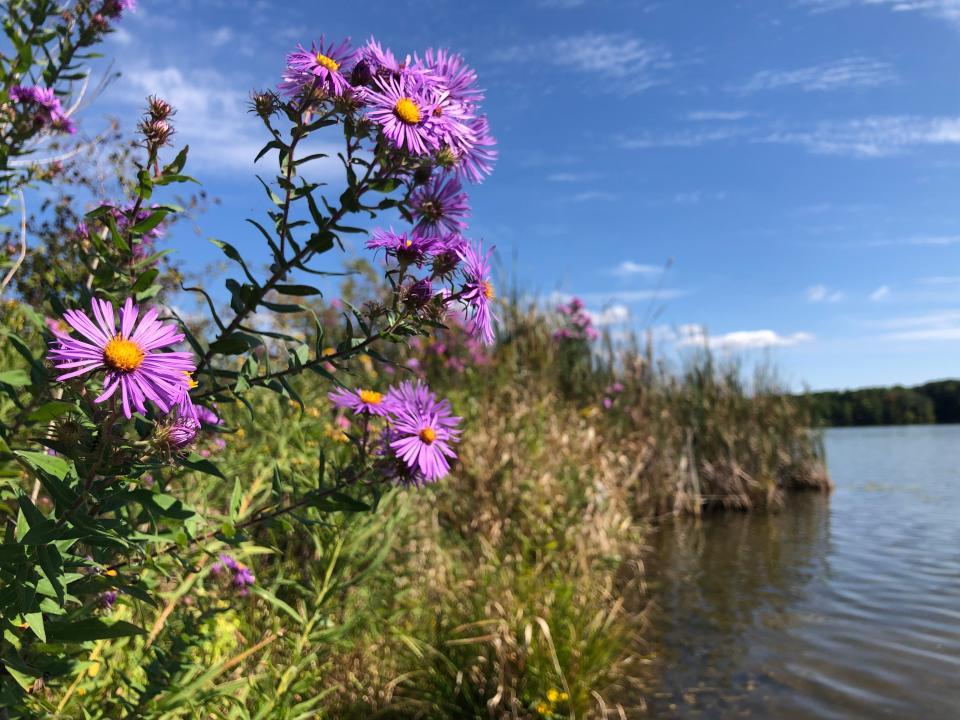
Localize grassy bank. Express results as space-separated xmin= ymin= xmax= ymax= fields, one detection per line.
xmin=4 ymin=297 xmax=830 ymax=718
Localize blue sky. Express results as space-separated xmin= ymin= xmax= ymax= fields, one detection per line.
xmin=76 ymin=0 xmax=960 ymax=390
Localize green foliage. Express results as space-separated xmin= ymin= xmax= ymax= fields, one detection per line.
xmin=803 ymin=379 xmax=960 ymax=427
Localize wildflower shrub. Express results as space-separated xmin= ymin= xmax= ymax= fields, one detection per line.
xmin=0 ymin=9 xmax=508 ymax=710
xmin=0 ymin=5 xmax=830 ymax=717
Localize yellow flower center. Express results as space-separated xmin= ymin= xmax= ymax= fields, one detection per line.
xmin=405 ymin=238 xmax=413 ymax=248
xmin=359 ymin=389 xmax=383 ymax=405
xmin=483 ymin=281 xmax=495 ymax=300
xmin=103 ymin=336 xmax=144 ymax=373
xmin=419 ymin=427 xmax=437 ymax=444
xmin=315 ymin=52 xmax=340 ymax=72
xmin=183 ymin=371 xmax=198 ymax=389
xmin=394 ymin=97 xmax=421 ymax=124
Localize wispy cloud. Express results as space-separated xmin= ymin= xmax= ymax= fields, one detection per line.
xmin=676 ymin=325 xmax=814 ymax=350
xmin=867 ymin=234 xmax=960 ymax=247
xmin=764 ymin=116 xmax=960 ymax=157
xmin=870 ymin=285 xmax=891 ymax=301
xmin=807 ymin=284 xmax=844 ymax=303
xmin=623 ymin=114 xmax=960 ymax=158
xmin=619 ymin=126 xmax=745 ymax=149
xmin=686 ymin=110 xmax=754 ymax=121
xmin=611 ymin=260 xmax=661 ymax=277
xmin=546 ymin=172 xmax=596 ymax=183
xmin=493 ymin=33 xmax=672 ymax=94
xmin=571 ymin=190 xmax=619 ymax=202
xmin=920 ymin=275 xmax=960 ymax=284
xmin=732 ymin=57 xmax=896 ymax=93
xmin=798 ymin=0 xmax=960 ymax=27
xmin=875 ymin=309 xmax=960 ymax=341
xmin=588 ymin=304 xmax=631 ymax=326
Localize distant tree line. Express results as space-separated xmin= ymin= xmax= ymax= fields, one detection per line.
xmin=802 ymin=380 xmax=960 ymax=427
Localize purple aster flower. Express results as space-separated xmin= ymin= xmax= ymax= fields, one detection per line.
xmin=410 ymin=173 xmax=470 ymax=234
xmin=457 ymin=241 xmax=497 ymax=345
xmin=419 ymin=48 xmax=484 ymax=107
xmin=452 ymin=115 xmax=497 ymax=184
xmin=358 ymin=37 xmax=426 ymax=83
xmin=328 ymin=386 xmax=394 ymax=416
xmin=404 ymin=278 xmax=435 ymax=309
xmin=211 ymin=553 xmax=255 ymax=596
xmin=430 ymin=233 xmax=467 ymax=278
xmin=48 ymin=298 xmax=196 ymax=419
xmin=99 ymin=590 xmax=118 ymax=608
xmin=364 ymin=73 xmax=446 ymax=156
xmin=10 ymin=85 xmax=76 ymax=134
xmin=165 ymin=417 xmax=199 ymax=449
xmin=387 ymin=382 xmax=461 ymax=482
xmin=367 ymin=228 xmax=437 ymax=267
xmin=195 ymin=405 xmax=222 ymax=426
xmin=279 ymin=36 xmax=357 ymax=98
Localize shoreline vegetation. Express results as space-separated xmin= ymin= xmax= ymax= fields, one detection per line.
xmin=0 ymin=12 xmax=831 ymax=717
xmin=801 ymin=380 xmax=960 ymax=428
xmin=2 ymin=293 xmax=833 ymax=717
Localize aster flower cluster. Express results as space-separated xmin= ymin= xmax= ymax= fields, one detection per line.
xmin=329 ymin=380 xmax=461 ymax=485
xmin=279 ymin=36 xmax=496 ymax=182
xmin=276 ymin=37 xmax=501 ymax=344
xmin=211 ymin=553 xmax=256 ymax=596
xmin=47 ymin=297 xmax=209 ymax=453
xmin=554 ymin=297 xmax=599 ymax=343
xmin=8 ymin=85 xmax=76 ymax=134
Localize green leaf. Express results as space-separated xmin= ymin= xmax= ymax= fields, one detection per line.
xmin=275 ymin=284 xmax=321 ymax=297
xmin=0 ymin=370 xmax=30 ymax=387
xmin=229 ymin=478 xmax=243 ymax=522
xmin=23 ymin=612 xmax=44 ymax=642
xmin=162 ymin=145 xmax=190 ymax=175
xmin=27 ymin=401 xmax=76 ymax=422
xmin=15 ymin=451 xmax=71 ymax=480
xmin=130 ymin=209 xmax=169 ymax=235
xmin=180 ymin=454 xmax=226 ymax=480
xmin=45 ymin=618 xmax=146 ymax=643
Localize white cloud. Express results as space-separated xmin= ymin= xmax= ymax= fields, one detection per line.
xmin=870 ymin=285 xmax=891 ymax=301
xmin=920 ymin=275 xmax=960 ymax=284
xmin=733 ymin=57 xmax=896 ymax=93
xmin=764 ymin=116 xmax=960 ymax=157
xmin=588 ymin=304 xmax=630 ymax=326
xmin=115 ymin=65 xmax=339 ymax=175
xmin=677 ymin=325 xmax=814 ymax=350
xmin=866 ymin=234 xmax=960 ymax=247
xmin=209 ymin=26 xmax=234 ymax=47
xmin=619 ymin=126 xmax=745 ymax=149
xmin=548 ymin=288 xmax=686 ymax=306
xmin=798 ymin=0 xmax=960 ymax=27
xmin=807 ymin=284 xmax=844 ymax=303
xmin=494 ymin=33 xmax=672 ymax=94
xmin=546 ymin=172 xmax=594 ymax=182
xmin=571 ymin=190 xmax=619 ymax=202
xmin=686 ymin=110 xmax=753 ymax=121
xmin=611 ymin=260 xmax=661 ymax=277
xmin=876 ymin=310 xmax=960 ymax=341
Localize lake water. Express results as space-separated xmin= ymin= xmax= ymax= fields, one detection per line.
xmin=647 ymin=425 xmax=960 ymax=719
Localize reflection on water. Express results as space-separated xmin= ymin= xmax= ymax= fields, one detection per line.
xmin=647 ymin=425 xmax=960 ymax=719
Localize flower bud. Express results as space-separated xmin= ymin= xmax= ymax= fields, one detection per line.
xmin=146 ymin=95 xmax=174 ymax=121
xmin=249 ymin=90 xmax=278 ymax=119
xmin=138 ymin=117 xmax=173 ymax=148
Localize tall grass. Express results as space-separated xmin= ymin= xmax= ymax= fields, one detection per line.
xmin=10 ymin=294 xmax=830 ymax=718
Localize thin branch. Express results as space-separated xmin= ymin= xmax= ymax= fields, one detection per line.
xmin=0 ymin=190 xmax=27 ymax=296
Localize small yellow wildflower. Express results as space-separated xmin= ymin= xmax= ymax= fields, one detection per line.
xmin=559 ymin=692 xmax=569 ymax=702
xmin=535 ymin=702 xmax=549 ymax=715
xmin=87 ymin=662 xmax=100 ymax=678
xmin=104 ymin=569 xmax=117 ymax=577
xmin=546 ymin=689 xmax=560 ymax=703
